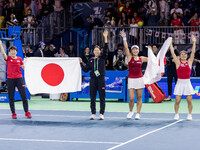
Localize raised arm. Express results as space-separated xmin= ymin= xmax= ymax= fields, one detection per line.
xmin=188 ymin=34 xmax=196 ymax=65
xmin=102 ymin=30 xmax=108 ymax=59
xmin=120 ymin=31 xmax=132 ymax=60
xmin=0 ymin=40 xmax=7 ymax=60
xmin=169 ymin=41 xmax=179 ymax=66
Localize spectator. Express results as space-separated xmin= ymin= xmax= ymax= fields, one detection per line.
xmin=22 ymin=9 xmax=37 ymax=46
xmin=129 ymin=17 xmax=138 ymax=45
xmin=152 ymin=44 xmax=158 ymax=56
xmin=148 ymin=0 xmax=158 ymax=15
xmin=14 ymin=0 xmax=24 ymax=23
xmin=123 ymin=0 xmax=132 ymax=18
xmin=183 ymin=9 xmax=191 ymax=26
xmin=26 ymin=46 xmax=34 ymax=57
xmin=53 ymin=0 xmax=64 ymax=12
xmin=44 ymin=44 xmax=56 ymax=57
xmin=159 ymin=0 xmax=170 ymax=26
xmin=81 ymin=47 xmax=93 ymax=64
xmin=118 ymin=11 xmax=128 ymax=27
xmin=114 ymin=43 xmax=124 ymax=55
xmin=3 ymin=0 xmax=15 ymax=21
xmin=170 ymin=2 xmax=183 ymax=18
xmin=41 ymin=0 xmax=54 ymax=34
xmin=113 ymin=48 xmax=128 ymax=71
xmin=68 ymin=42 xmax=77 ymax=57
xmin=133 ymin=12 xmax=143 ymax=24
xmin=55 ymin=46 xmax=68 ymax=57
xmin=138 ymin=1 xmax=149 ymax=25
xmin=188 ymin=12 xmax=200 ymax=44
xmin=105 ymin=3 xmax=116 ymax=19
xmin=85 ymin=16 xmax=104 ymax=37
xmin=146 ymin=7 xmax=160 ymax=26
xmin=31 ymin=0 xmax=39 ymax=17
xmin=35 ymin=42 xmax=45 ymax=57
xmin=6 ymin=13 xmax=19 ymax=27
xmin=194 ymin=49 xmax=200 ymax=77
xmin=170 ymin=13 xmax=185 ymax=44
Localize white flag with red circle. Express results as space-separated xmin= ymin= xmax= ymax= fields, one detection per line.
xmin=174 ymin=33 xmax=179 ymax=39
xmin=168 ymin=33 xmax=173 ymax=38
xmin=195 ymin=32 xmax=199 ymax=38
xmin=188 ymin=33 xmax=192 ymax=38
xmin=148 ymin=29 xmax=152 ymax=36
xmin=155 ymin=31 xmax=160 ymax=37
xmin=24 ymin=57 xmax=81 ymax=94
xmin=181 ymin=33 xmax=186 ymax=39
xmin=161 ymin=32 xmax=166 ymax=39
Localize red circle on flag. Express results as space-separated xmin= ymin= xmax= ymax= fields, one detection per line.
xmin=41 ymin=63 xmax=64 ymax=86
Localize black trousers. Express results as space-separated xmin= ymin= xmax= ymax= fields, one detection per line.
xmin=90 ymin=76 xmax=106 ymax=115
xmin=167 ymin=67 xmax=177 ymax=96
xmin=7 ymin=78 xmax=28 ymax=113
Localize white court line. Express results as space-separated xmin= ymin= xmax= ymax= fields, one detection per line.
xmin=0 ymin=138 xmax=122 ymax=145
xmin=107 ymin=119 xmax=184 ymax=150
xmin=0 ymin=113 xmax=199 ymax=121
xmin=0 ymin=114 xmax=177 ymax=120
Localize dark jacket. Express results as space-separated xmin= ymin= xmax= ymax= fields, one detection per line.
xmin=81 ymin=43 xmax=108 ymax=77
xmin=81 ymin=54 xmax=93 ymax=64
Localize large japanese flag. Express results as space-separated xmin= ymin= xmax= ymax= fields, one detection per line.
xmin=143 ymin=37 xmax=172 ymax=84
xmin=24 ymin=57 xmax=81 ymax=94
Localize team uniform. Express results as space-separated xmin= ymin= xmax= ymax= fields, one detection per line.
xmin=81 ymin=43 xmax=108 ymax=116
xmin=174 ymin=61 xmax=195 ymax=95
xmin=128 ymin=57 xmax=145 ymax=89
xmin=6 ymin=56 xmax=30 ymax=116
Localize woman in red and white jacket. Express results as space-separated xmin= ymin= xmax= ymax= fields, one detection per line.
xmin=120 ymin=31 xmax=148 ymax=120
xmin=170 ymin=35 xmax=196 ymax=120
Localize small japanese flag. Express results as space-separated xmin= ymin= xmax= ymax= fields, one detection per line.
xmin=195 ymin=32 xmax=199 ymax=38
xmin=174 ymin=34 xmax=179 ymax=39
xmin=162 ymin=32 xmax=166 ymax=39
xmin=182 ymin=33 xmax=186 ymax=39
xmin=168 ymin=33 xmax=173 ymax=38
xmin=155 ymin=31 xmax=160 ymax=37
xmin=148 ymin=29 xmax=152 ymax=36
xmin=188 ymin=33 xmax=192 ymax=39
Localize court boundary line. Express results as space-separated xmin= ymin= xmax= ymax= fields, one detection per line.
xmin=107 ymin=119 xmax=184 ymax=150
xmin=0 ymin=138 xmax=122 ymax=144
xmin=0 ymin=113 xmax=200 ymax=121
xmin=1 ymin=108 xmax=200 ymax=114
xmin=0 ymin=113 xmax=181 ymax=120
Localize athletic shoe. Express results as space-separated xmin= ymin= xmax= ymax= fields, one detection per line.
xmin=25 ymin=112 xmax=32 ymax=118
xmin=127 ymin=112 xmax=134 ymax=119
xmin=99 ymin=114 xmax=104 ymax=120
xmin=174 ymin=114 xmax=179 ymax=120
xmin=164 ymin=97 xmax=171 ymax=101
xmin=135 ymin=113 xmax=140 ymax=120
xmin=90 ymin=114 xmax=96 ymax=120
xmin=187 ymin=114 xmax=192 ymax=120
xmin=12 ymin=113 xmax=17 ymax=119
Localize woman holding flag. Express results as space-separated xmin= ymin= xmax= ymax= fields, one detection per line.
xmin=0 ymin=40 xmax=32 ymax=119
xmin=170 ymin=35 xmax=196 ymax=120
xmin=120 ymin=31 xmax=148 ymax=120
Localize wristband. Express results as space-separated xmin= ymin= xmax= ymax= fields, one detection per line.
xmin=123 ymin=37 xmax=127 ymax=41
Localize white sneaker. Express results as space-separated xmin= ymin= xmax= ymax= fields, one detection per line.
xmin=90 ymin=114 xmax=96 ymax=120
xmin=187 ymin=114 xmax=192 ymax=120
xmin=135 ymin=113 xmax=140 ymax=120
xmin=99 ymin=114 xmax=104 ymax=120
xmin=127 ymin=112 xmax=134 ymax=119
xmin=174 ymin=114 xmax=179 ymax=120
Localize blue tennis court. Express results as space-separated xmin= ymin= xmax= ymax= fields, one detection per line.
xmin=0 ymin=109 xmax=199 ymax=150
